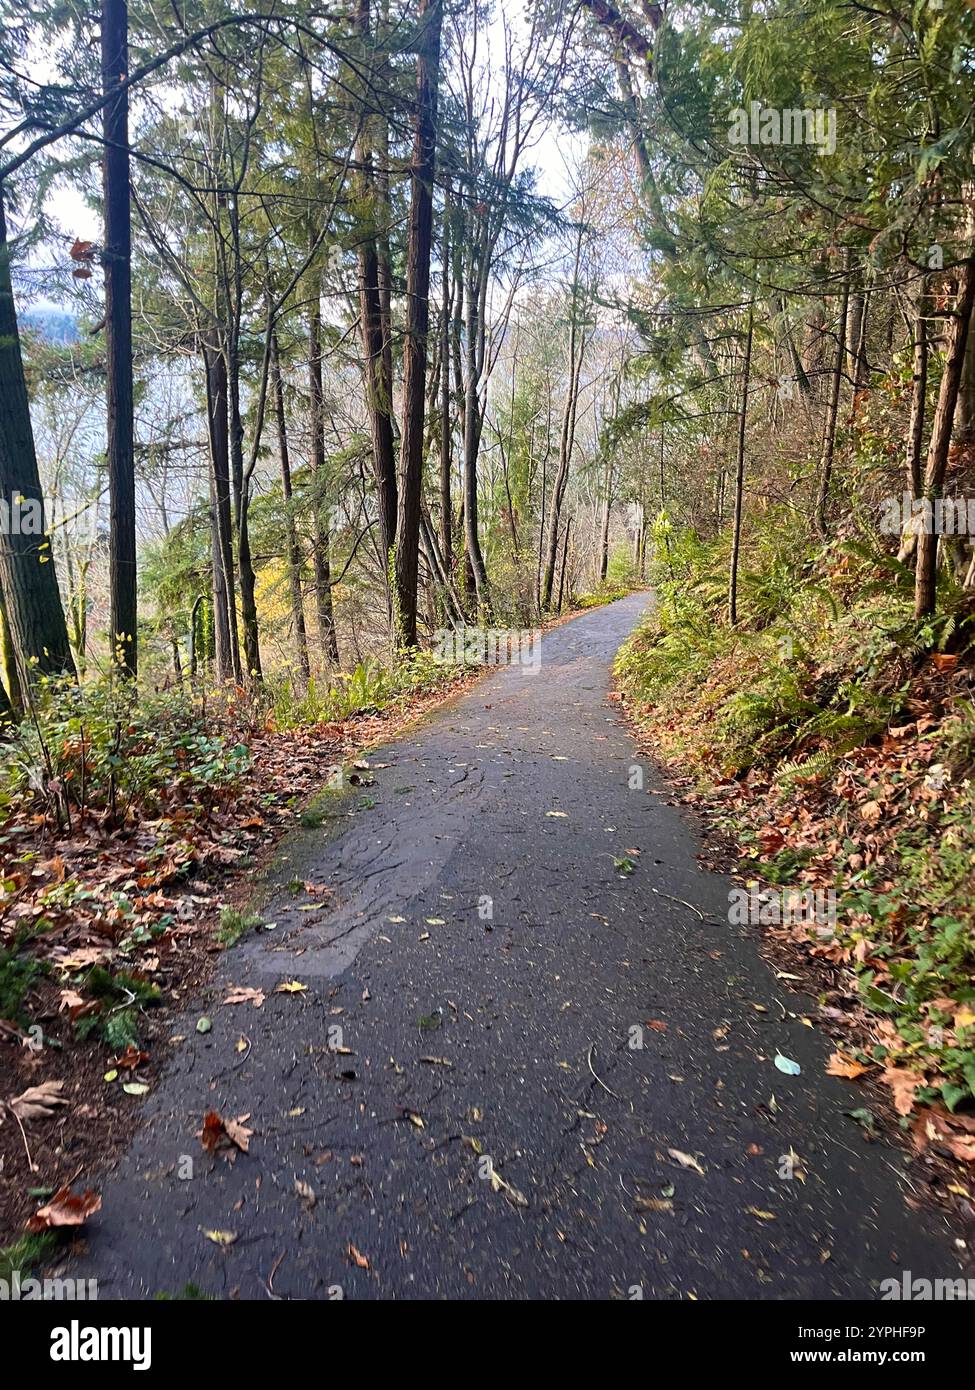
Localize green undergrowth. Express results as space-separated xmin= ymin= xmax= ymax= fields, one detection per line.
xmin=572 ymin=581 xmax=637 ymax=610
xmin=0 ymin=1233 xmax=57 ymax=1283
xmin=614 ymin=513 xmax=958 ymax=780
xmin=267 ymin=647 xmax=469 ymax=730
xmin=0 ymin=676 xmax=250 ymax=828
xmin=616 ymin=508 xmax=975 ymax=1109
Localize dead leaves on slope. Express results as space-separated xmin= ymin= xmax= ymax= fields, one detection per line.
xmin=912 ymin=1106 xmax=975 ymax=1164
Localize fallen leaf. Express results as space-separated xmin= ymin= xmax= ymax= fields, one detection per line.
xmin=58 ymin=989 xmax=88 ymax=1019
xmin=7 ymin=1080 xmax=69 ymax=1123
xmin=489 ymin=1170 xmax=529 ymax=1207
xmin=667 ymin=1148 xmax=705 ymax=1176
xmin=883 ymin=1066 xmax=924 ymax=1117
xmin=26 ymin=1186 xmax=101 ymax=1232
xmin=945 ymin=1133 xmax=975 ymax=1163
xmin=114 ymin=1046 xmax=149 ymax=1071
xmin=202 ymin=1229 xmax=237 ymax=1246
xmin=348 ymin=1244 xmax=370 ymax=1269
xmin=198 ymin=1110 xmax=251 ymax=1155
xmin=294 ymin=1178 xmax=317 ymax=1209
xmin=224 ymin=1115 xmax=253 ymax=1152
xmin=826 ymin=1051 xmax=869 ymax=1080
xmin=223 ymin=986 xmax=265 ymax=1008
xmin=634 ymin=1196 xmax=673 ymax=1212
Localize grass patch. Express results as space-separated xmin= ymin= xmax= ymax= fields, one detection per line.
xmin=216 ymin=907 xmax=263 ymax=947
xmin=0 ymin=1233 xmax=57 ymax=1282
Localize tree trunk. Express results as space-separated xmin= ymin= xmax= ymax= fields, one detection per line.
xmin=102 ymin=0 xmax=137 ymax=676
xmin=915 ymin=259 xmax=975 ymax=618
xmin=598 ymin=453 xmax=612 ymax=583
xmin=956 ymin=294 xmax=975 ymax=447
xmin=228 ymin=353 xmax=261 ymax=679
xmin=395 ymin=0 xmax=444 ymax=648
xmin=556 ymin=516 xmax=572 ymax=613
xmin=189 ymin=593 xmax=203 ymax=680
xmin=728 ymin=297 xmax=755 ymax=626
xmin=355 ymin=0 xmax=397 ymax=571
xmin=439 ymin=188 xmax=453 ymax=572
xmin=203 ymin=334 xmax=241 ymax=683
xmin=0 ymin=190 xmax=74 ymax=680
xmin=542 ymin=223 xmax=586 ymax=609
xmin=270 ymin=330 xmax=311 ymax=682
xmin=459 ymin=218 xmax=491 ymax=617
xmin=907 ymin=284 xmax=928 ymax=498
xmin=307 ymin=287 xmax=340 ymax=665
xmin=815 ymin=273 xmax=851 ymax=533
xmin=0 ymin=580 xmax=23 ymax=715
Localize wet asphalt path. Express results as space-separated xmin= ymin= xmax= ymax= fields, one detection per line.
xmin=72 ymin=594 xmax=963 ymax=1299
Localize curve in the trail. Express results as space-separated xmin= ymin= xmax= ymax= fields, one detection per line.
xmin=72 ymin=594 xmax=962 ymax=1299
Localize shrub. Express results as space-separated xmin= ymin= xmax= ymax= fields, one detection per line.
xmin=0 ymin=676 xmax=250 ymax=826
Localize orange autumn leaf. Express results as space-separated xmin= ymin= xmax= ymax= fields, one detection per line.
xmin=882 ymin=1066 xmax=924 ymax=1116
xmin=826 ymin=1051 xmax=869 ymax=1080
xmin=113 ymin=1045 xmax=149 ymax=1071
xmin=199 ymin=1110 xmax=226 ymax=1153
xmin=26 ymin=1185 xmax=101 ymax=1232
xmin=198 ymin=1110 xmax=251 ymax=1155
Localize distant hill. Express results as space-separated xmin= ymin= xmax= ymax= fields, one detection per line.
xmin=22 ymin=307 xmax=80 ymax=344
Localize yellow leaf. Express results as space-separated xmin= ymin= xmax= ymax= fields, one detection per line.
xmin=202 ymin=1229 xmax=237 ymax=1246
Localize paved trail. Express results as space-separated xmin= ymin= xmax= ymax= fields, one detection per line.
xmin=75 ymin=594 xmax=962 ymax=1299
